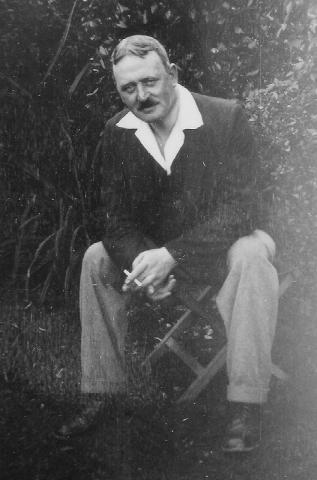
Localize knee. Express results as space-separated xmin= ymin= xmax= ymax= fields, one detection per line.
xmin=82 ymin=242 xmax=107 ymax=273
xmin=228 ymin=231 xmax=276 ymax=268
xmin=82 ymin=241 xmax=119 ymax=285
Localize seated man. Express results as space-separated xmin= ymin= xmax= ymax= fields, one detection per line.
xmin=59 ymin=35 xmax=279 ymax=453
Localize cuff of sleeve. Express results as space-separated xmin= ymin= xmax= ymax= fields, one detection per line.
xmin=163 ymin=243 xmax=186 ymax=265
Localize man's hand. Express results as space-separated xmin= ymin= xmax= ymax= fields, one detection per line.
xmin=146 ymin=274 xmax=176 ymax=301
xmin=122 ymin=247 xmax=177 ymax=294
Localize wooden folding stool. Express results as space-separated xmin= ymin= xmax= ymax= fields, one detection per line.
xmin=143 ymin=271 xmax=295 ymax=404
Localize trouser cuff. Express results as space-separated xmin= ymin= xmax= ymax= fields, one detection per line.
xmin=227 ymin=384 xmax=268 ymax=404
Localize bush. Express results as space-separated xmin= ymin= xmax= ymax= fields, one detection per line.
xmin=0 ymin=0 xmax=315 ymax=303
xmin=245 ymin=9 xmax=317 ymax=281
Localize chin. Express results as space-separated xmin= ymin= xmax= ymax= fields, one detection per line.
xmin=139 ymin=111 xmax=164 ymax=124
xmin=133 ymin=105 xmax=163 ymax=122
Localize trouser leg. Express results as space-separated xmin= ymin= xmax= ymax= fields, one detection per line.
xmin=80 ymin=241 xmax=128 ymax=394
xmin=216 ymin=232 xmax=279 ymax=404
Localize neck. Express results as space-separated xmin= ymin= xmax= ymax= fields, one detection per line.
xmin=150 ymin=88 xmax=180 ymax=139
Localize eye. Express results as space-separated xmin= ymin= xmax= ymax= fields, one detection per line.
xmin=143 ymin=78 xmax=156 ymax=87
xmin=122 ymin=84 xmax=135 ymax=94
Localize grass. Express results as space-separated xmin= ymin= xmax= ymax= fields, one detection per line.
xmin=1 ymin=280 xmax=317 ymax=479
xmin=0 ymin=301 xmax=81 ymax=396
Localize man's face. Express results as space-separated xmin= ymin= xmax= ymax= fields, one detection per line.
xmin=113 ymin=51 xmax=178 ymax=124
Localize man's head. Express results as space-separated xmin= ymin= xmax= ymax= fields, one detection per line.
xmin=111 ymin=35 xmax=178 ymax=125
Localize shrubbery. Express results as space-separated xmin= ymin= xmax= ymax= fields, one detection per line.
xmin=0 ymin=0 xmax=316 ymax=303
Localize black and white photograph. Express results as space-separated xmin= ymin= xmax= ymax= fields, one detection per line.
xmin=0 ymin=1 xmax=316 ymax=478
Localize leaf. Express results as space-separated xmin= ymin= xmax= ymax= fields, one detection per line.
xmin=0 ymin=73 xmax=32 ymax=99
xmin=248 ymin=39 xmax=258 ymax=49
xmin=150 ymin=3 xmax=158 ymax=14
xmin=285 ymin=1 xmax=293 ymax=16
xmin=307 ymin=129 xmax=317 ymax=137
xmin=116 ymin=20 xmax=127 ymax=28
xmin=27 ymin=233 xmax=56 ymax=279
xmin=218 ymin=42 xmax=227 ymax=52
xmin=19 ymin=214 xmax=42 ymax=231
xmin=43 ymin=0 xmax=80 ymax=83
xmin=165 ymin=10 xmax=172 ymax=20
xmin=116 ymin=2 xmax=129 ymax=14
xmin=287 ymin=39 xmax=302 ymax=50
xmin=294 ymin=61 xmax=305 ymax=71
xmin=234 ymin=26 xmax=244 ymax=34
xmin=189 ymin=9 xmax=196 ymax=20
xmin=87 ymin=88 xmax=99 ymax=97
xmin=142 ymin=10 xmax=148 ymax=24
xmin=246 ymin=69 xmax=259 ymax=76
xmin=69 ymin=225 xmax=85 ymax=255
xmin=276 ymin=23 xmax=287 ymax=38
xmin=25 ymin=232 xmax=56 ymax=299
xmin=39 ymin=269 xmax=54 ymax=305
xmin=69 ymin=62 xmax=90 ymax=96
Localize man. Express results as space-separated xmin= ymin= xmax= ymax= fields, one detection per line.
xmin=59 ymin=35 xmax=279 ymax=453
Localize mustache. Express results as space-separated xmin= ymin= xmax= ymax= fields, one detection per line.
xmin=138 ymin=99 xmax=157 ymax=110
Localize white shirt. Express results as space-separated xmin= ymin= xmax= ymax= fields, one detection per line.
xmin=116 ymin=84 xmax=204 ymax=175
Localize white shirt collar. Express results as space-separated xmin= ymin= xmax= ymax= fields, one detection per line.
xmin=116 ymin=85 xmax=203 ymax=174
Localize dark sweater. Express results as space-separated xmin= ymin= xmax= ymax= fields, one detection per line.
xmin=98 ymin=92 xmax=266 ymax=282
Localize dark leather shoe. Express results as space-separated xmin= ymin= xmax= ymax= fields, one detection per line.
xmin=57 ymin=399 xmax=104 ymax=437
xmin=222 ymin=402 xmax=262 ymax=453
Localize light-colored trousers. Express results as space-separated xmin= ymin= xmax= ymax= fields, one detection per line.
xmin=80 ymin=230 xmax=279 ymax=404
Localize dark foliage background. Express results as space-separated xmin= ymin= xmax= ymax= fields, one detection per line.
xmin=0 ymin=0 xmax=316 ymax=304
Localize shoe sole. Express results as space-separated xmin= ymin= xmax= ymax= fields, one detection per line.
xmin=54 ymin=424 xmax=97 ymax=439
xmin=54 ymin=414 xmax=102 ymax=439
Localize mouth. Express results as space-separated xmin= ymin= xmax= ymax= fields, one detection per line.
xmin=138 ymin=102 xmax=158 ymax=113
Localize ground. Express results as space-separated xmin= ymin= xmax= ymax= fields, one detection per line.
xmin=1 ymin=279 xmax=317 ymax=480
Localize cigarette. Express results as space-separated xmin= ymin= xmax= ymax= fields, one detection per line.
xmin=123 ymin=269 xmax=142 ymax=287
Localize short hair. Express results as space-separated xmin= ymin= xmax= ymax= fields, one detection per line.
xmin=111 ymin=35 xmax=171 ymax=71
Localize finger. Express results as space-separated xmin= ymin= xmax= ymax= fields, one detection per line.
xmin=164 ymin=277 xmax=176 ymax=292
xmin=141 ymin=273 xmax=156 ymax=288
xmin=146 ymin=285 xmax=155 ymax=296
xmin=123 ymin=276 xmax=143 ymax=291
xmin=137 ymin=267 xmax=167 ymax=288
xmin=122 ymin=281 xmax=138 ymax=293
xmin=125 ymin=261 xmax=147 ymax=284
xmin=132 ymin=252 xmax=144 ymax=268
xmin=150 ymin=273 xmax=171 ymax=289
xmin=148 ymin=276 xmax=175 ymax=295
xmin=148 ymin=277 xmax=175 ymax=299
xmin=150 ymin=290 xmax=172 ymax=301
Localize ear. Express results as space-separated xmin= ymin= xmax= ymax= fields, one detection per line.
xmin=169 ymin=63 xmax=178 ymax=85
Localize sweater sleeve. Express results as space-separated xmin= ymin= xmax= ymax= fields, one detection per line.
xmin=100 ymin=123 xmax=152 ymax=271
xmin=164 ymin=103 xmax=269 ymax=270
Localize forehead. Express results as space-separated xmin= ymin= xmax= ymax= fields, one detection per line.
xmin=113 ymin=51 xmax=167 ymax=86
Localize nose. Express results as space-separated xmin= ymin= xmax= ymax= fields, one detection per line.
xmin=136 ymin=84 xmax=149 ymax=102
